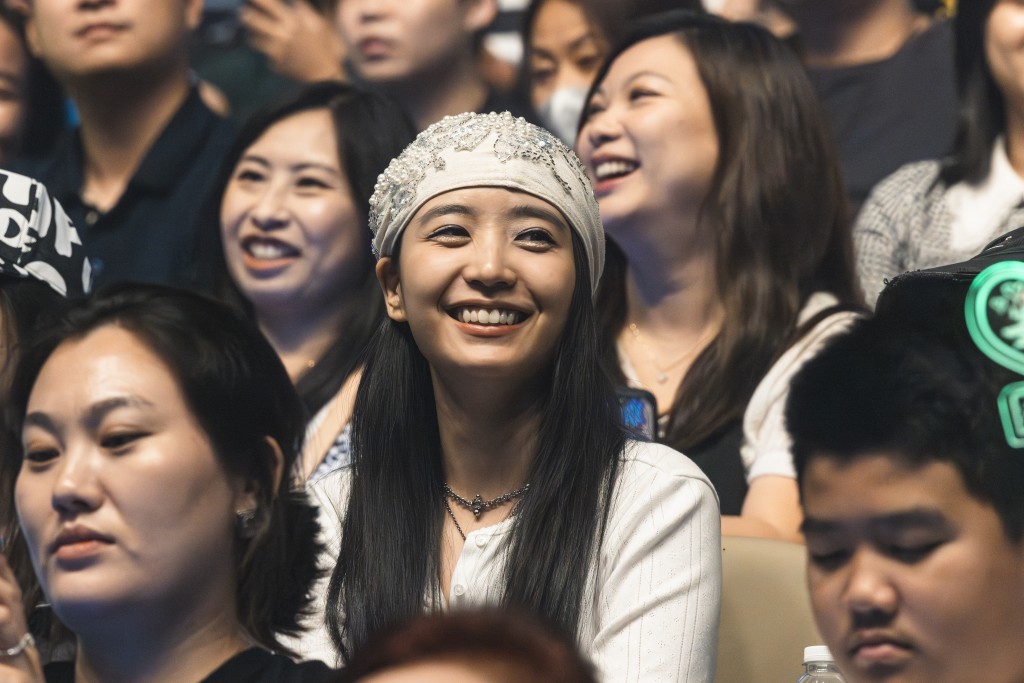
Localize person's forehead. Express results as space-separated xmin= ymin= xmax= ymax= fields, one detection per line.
xmin=801 ymin=453 xmax=972 ymax=526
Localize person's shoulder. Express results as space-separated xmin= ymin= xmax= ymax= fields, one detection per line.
xmin=902 ymin=17 xmax=953 ymax=54
xmin=202 ymin=648 xmax=335 ymax=683
xmin=620 ymin=440 xmax=715 ymax=491
xmin=863 ymin=158 xmax=947 ymax=211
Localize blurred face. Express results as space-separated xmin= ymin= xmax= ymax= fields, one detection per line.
xmin=987 ymin=0 xmax=1024 ymax=120
xmin=24 ymin=0 xmax=202 ymax=81
xmin=0 ymin=21 xmax=27 ymax=162
xmin=802 ymin=453 xmax=1024 ymax=683
xmin=220 ymin=108 xmax=369 ymax=316
xmin=528 ymin=0 xmax=606 ymax=110
xmin=378 ymin=187 xmax=575 ymax=383
xmin=15 ymin=326 xmax=249 ymax=629
xmin=364 ymin=659 xmax=532 ymax=683
xmin=339 ymin=0 xmax=495 ymax=84
xmin=576 ymin=35 xmax=719 ymax=236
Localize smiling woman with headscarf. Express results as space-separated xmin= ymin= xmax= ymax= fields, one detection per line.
xmin=293 ymin=111 xmax=722 ymax=683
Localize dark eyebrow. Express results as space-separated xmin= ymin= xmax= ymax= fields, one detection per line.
xmin=624 ymin=70 xmax=674 ymax=88
xmin=237 ymin=154 xmax=271 ymax=168
xmin=415 ymin=203 xmax=475 ymax=226
xmin=509 ymin=204 xmax=568 ymax=232
xmin=80 ymin=396 xmax=155 ymax=431
xmin=23 ymin=411 xmax=59 ymax=436
xmin=531 ymin=31 xmax=596 ymax=61
xmin=802 ymin=507 xmax=952 ymax=536
xmin=24 ymin=396 xmax=157 ymax=435
xmin=237 ymin=155 xmax=339 ymax=176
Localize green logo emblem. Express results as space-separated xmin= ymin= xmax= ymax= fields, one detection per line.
xmin=965 ymin=261 xmax=1024 ymax=448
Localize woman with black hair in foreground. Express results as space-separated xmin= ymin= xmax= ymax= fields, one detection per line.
xmin=0 ymin=285 xmax=331 ymax=682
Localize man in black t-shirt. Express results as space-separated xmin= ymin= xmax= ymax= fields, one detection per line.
xmin=782 ymin=0 xmax=957 ymax=215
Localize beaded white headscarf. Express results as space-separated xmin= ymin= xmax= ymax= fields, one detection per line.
xmin=369 ymin=111 xmax=604 ymax=294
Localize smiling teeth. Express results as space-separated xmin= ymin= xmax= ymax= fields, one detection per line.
xmin=247 ymin=242 xmax=292 ymax=259
xmin=459 ymin=308 xmax=521 ymax=325
xmin=594 ymin=160 xmax=637 ymax=180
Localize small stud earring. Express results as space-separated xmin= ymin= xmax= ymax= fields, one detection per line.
xmin=236 ymin=508 xmax=259 ymax=539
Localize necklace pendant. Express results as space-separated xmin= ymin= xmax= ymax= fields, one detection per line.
xmin=656 ymin=371 xmax=669 ymax=384
xmin=471 ymin=494 xmax=484 ymax=518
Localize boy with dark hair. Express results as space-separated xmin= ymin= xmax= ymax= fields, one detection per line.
xmin=785 ymin=258 xmax=1024 ymax=683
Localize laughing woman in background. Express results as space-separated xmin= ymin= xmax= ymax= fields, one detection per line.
xmin=577 ymin=12 xmax=862 ymax=539
xmin=215 ymin=82 xmax=415 ymax=481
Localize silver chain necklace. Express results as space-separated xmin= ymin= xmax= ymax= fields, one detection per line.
xmin=442 ymin=482 xmax=531 ymax=519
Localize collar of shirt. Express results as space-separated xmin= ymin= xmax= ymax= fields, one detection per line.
xmin=946 ymin=135 xmax=1024 ymax=252
xmin=44 ymin=87 xmax=219 ymax=212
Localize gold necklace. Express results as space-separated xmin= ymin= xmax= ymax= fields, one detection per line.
xmin=626 ymin=322 xmax=716 ymax=384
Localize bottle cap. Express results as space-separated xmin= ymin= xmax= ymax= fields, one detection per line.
xmin=804 ymin=645 xmax=834 ymax=663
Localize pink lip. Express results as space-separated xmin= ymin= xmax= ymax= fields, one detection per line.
xmin=76 ymin=22 xmax=128 ymax=40
xmin=445 ymin=302 xmax=532 ymax=337
xmin=588 ymin=155 xmax=639 ymax=197
xmin=848 ymin=633 xmax=914 ymax=669
xmin=50 ymin=525 xmax=113 ymax=561
xmin=240 ymin=236 xmax=300 ymax=274
xmin=357 ymin=37 xmax=393 ymax=59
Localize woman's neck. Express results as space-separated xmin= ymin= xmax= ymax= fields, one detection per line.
xmin=431 ymin=370 xmax=543 ymax=499
xmin=1005 ymin=111 xmax=1024 ymax=179
xmin=259 ymin=301 xmax=351 ymax=383
xmin=385 ymin=56 xmax=488 ymax=132
xmin=792 ymin=0 xmax=931 ymax=68
xmin=72 ymin=601 xmax=248 ymax=683
xmin=624 ymin=251 xmax=721 ymax=336
xmin=616 ymin=229 xmax=722 ymax=411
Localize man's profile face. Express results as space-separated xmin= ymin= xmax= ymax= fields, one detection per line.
xmin=802 ymin=453 xmax=1024 ymax=683
xmin=24 ymin=0 xmax=202 ymax=81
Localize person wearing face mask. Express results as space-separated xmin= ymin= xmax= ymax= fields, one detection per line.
xmin=520 ymin=0 xmax=699 ymax=145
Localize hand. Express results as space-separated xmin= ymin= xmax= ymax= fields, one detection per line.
xmin=0 ymin=556 xmax=43 ymax=683
xmin=240 ymin=0 xmax=347 ymax=82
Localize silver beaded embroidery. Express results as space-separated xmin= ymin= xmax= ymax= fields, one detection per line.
xmin=369 ymin=111 xmax=594 ymax=255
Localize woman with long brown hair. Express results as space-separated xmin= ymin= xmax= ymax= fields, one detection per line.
xmin=578 ymin=11 xmax=862 ymax=539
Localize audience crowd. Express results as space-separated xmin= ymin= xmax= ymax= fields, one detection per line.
xmin=0 ymin=0 xmax=1016 ymax=682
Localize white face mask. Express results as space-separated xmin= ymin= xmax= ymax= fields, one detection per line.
xmin=537 ymin=85 xmax=590 ymax=146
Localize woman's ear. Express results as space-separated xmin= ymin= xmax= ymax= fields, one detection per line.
xmin=233 ymin=436 xmax=285 ymax=515
xmin=461 ymin=0 xmax=498 ymax=34
xmin=376 ymin=257 xmax=407 ymax=322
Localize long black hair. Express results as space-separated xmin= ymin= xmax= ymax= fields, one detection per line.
xmin=209 ymin=82 xmax=416 ymax=417
xmin=327 ymin=230 xmax=625 ymax=657
xmin=586 ymin=11 xmax=860 ymax=453
xmin=939 ymin=0 xmax=1003 ymax=186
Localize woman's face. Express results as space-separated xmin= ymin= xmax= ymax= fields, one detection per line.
xmin=378 ymin=187 xmax=576 ymax=382
xmin=576 ymin=35 xmax=719 ymax=236
xmin=987 ymin=0 xmax=1024 ymax=119
xmin=220 ymin=108 xmax=369 ymax=316
xmin=528 ymin=0 xmax=606 ymax=108
xmin=15 ymin=326 xmax=249 ymax=627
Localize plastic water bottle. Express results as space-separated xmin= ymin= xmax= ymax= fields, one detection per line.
xmin=797 ymin=646 xmax=847 ymax=682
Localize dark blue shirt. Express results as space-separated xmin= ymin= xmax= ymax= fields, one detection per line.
xmin=18 ymin=88 xmax=234 ymax=291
